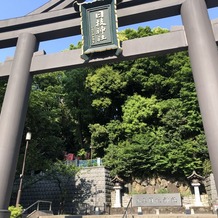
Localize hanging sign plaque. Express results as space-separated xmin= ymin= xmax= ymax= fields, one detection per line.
xmin=80 ymin=0 xmax=122 ymax=60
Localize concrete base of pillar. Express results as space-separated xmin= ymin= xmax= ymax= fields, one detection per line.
xmin=0 ymin=210 xmax=11 ymax=218
xmin=113 ymin=204 xmax=121 ymax=208
xmin=194 ymin=202 xmax=203 ymax=207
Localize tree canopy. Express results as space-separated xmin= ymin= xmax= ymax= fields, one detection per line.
xmin=0 ymin=26 xmax=210 ymax=181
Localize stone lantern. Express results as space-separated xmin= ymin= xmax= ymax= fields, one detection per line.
xmin=187 ymin=170 xmax=204 ymax=206
xmin=111 ymin=175 xmax=124 ymax=208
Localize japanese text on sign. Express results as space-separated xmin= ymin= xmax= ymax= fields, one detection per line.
xmin=91 ymin=9 xmax=110 ymax=45
xmin=80 ymin=0 xmax=121 ymax=59
xmin=132 ymin=194 xmax=182 ymax=207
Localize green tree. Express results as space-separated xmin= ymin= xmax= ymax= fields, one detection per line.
xmin=45 ymin=160 xmax=79 ymax=214
xmin=86 ymin=65 xmax=127 ymax=122
xmin=0 ymin=79 xmax=7 ymax=108
xmin=63 ymin=68 xmax=95 ymax=154
xmin=11 ymin=25 xmax=208 ymax=182
xmin=90 ymin=27 xmax=208 ymax=180
xmin=21 ymin=72 xmax=66 ymax=174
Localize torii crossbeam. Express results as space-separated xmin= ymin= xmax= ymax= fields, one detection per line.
xmin=0 ymin=1 xmax=218 ymax=217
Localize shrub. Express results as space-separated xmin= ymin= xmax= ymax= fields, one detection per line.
xmin=157 ymin=188 xmax=169 ymax=194
xmin=8 ymin=205 xmax=22 ymax=218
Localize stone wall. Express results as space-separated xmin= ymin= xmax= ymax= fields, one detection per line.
xmin=205 ymin=174 xmax=218 ymax=204
xmin=74 ymin=167 xmax=113 ymax=213
xmin=11 ymin=169 xmax=218 ymax=215
xmin=111 ymin=176 xmax=210 ymax=208
xmin=128 ymin=177 xmax=191 ymax=196
xmin=11 ymin=166 xmax=113 ymax=215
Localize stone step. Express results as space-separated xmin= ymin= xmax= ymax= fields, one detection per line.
xmin=27 ymin=210 xmax=53 ymax=218
xmin=39 ymin=214 xmax=217 ymax=218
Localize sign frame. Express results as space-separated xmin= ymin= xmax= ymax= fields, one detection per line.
xmin=132 ymin=193 xmax=182 ymax=207
xmin=80 ymin=0 xmax=122 ymax=60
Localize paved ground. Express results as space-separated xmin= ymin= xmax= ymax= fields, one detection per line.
xmin=39 ymin=215 xmax=218 ymax=218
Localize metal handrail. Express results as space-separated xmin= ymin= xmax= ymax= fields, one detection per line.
xmin=122 ymin=197 xmax=133 ymax=218
xmin=22 ymin=200 xmax=52 ymax=214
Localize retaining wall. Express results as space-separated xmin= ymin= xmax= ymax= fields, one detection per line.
xmin=11 ymin=166 xmax=113 ymax=215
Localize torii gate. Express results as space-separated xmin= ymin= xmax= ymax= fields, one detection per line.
xmin=0 ymin=0 xmax=218 ymax=217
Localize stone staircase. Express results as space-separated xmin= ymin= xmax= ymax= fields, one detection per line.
xmin=38 ymin=215 xmax=217 ymax=218
xmin=25 ymin=210 xmax=53 ymax=218
xmin=36 ymin=205 xmax=217 ymax=218
xmin=21 ymin=200 xmax=53 ymax=218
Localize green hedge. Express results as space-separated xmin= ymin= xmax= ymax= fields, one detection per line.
xmin=8 ymin=205 xmax=22 ymax=218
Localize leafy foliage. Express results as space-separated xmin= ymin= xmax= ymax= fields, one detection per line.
xmin=45 ymin=160 xmax=79 ymax=214
xmin=90 ymin=27 xmax=208 ymax=179
xmin=21 ymin=72 xmax=66 ymax=173
xmin=8 ymin=205 xmax=22 ymax=218
xmin=0 ymin=26 xmax=208 ymax=182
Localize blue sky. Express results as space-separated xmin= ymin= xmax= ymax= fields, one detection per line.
xmin=0 ymin=0 xmax=217 ymax=63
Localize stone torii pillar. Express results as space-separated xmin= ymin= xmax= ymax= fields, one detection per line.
xmin=0 ymin=33 xmax=38 ymax=218
xmin=181 ymin=0 xmax=218 ymax=192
